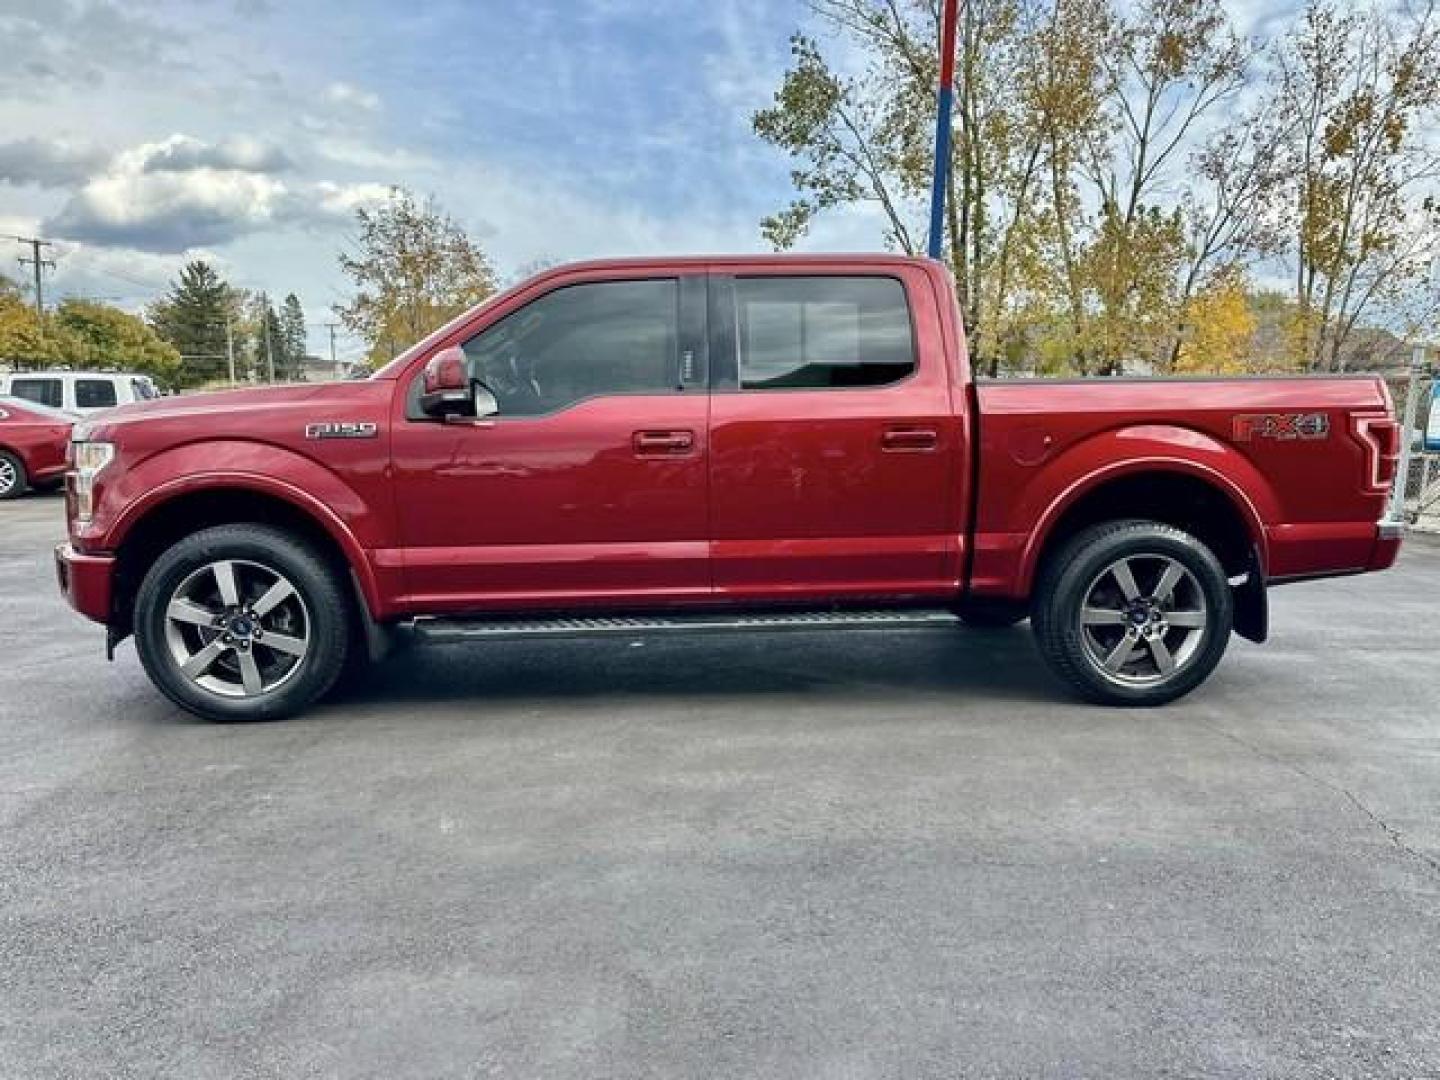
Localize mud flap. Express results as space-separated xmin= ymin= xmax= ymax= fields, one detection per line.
xmin=105 ymin=624 xmax=132 ymax=661
xmin=1232 ymin=558 xmax=1268 ymax=644
xmin=350 ymin=569 xmax=398 ymax=662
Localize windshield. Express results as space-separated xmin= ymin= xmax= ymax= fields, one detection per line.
xmin=0 ymin=394 xmax=76 ymax=421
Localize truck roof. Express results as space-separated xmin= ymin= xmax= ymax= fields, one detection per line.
xmin=547 ymin=252 xmax=936 ymax=274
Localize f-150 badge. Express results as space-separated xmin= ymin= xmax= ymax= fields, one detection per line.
xmin=305 ymin=421 xmax=378 ymax=440
xmin=1232 ymin=413 xmax=1329 ymax=442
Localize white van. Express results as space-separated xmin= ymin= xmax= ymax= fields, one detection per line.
xmin=0 ymin=370 xmax=161 ymax=416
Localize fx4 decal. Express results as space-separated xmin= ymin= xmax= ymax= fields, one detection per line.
xmin=305 ymin=421 xmax=378 ymax=440
xmin=1232 ymin=412 xmax=1330 ymax=442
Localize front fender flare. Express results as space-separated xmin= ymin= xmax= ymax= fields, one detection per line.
xmin=99 ymin=441 xmax=387 ymax=618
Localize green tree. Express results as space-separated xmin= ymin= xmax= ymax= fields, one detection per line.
xmin=147 ymin=261 xmax=232 ymax=387
xmin=279 ymin=293 xmax=307 ymax=380
xmin=336 ymin=186 xmax=498 ymax=366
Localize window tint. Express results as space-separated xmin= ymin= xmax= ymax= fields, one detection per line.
xmin=10 ymin=378 xmax=63 ymax=409
xmin=132 ymin=377 xmax=159 ymax=400
xmin=76 ymin=379 xmax=118 ymax=409
xmin=734 ymin=276 xmax=915 ymax=390
xmin=461 ymin=279 xmax=679 ymax=417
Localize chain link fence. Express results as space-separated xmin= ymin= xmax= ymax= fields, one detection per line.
xmin=1381 ymin=371 xmax=1439 ymax=534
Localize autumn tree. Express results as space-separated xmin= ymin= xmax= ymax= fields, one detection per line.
xmin=753 ymin=0 xmax=1045 ymax=372
xmin=1 ymin=292 xmax=182 ymax=383
xmin=1270 ymin=0 xmax=1440 ymax=370
xmin=0 ymin=291 xmax=75 ymax=369
xmin=1174 ymin=270 xmax=1256 ymax=373
xmin=53 ymin=300 xmax=181 ymax=387
xmin=336 ymin=187 xmax=498 ymax=365
xmin=755 ymin=0 xmax=1264 ymax=376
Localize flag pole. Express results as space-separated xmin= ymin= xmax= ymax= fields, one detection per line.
xmin=927 ymin=0 xmax=961 ymax=259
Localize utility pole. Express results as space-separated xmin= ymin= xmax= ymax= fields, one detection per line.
xmin=225 ymin=312 xmax=237 ymax=386
xmin=9 ymin=234 xmax=56 ymax=327
xmin=261 ymin=291 xmax=276 ymax=383
xmin=324 ymin=322 xmax=339 ymax=377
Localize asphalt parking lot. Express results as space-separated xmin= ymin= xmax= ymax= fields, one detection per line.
xmin=2 ymin=491 xmax=1438 ymax=1079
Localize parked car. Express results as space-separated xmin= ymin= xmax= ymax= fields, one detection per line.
xmin=0 ymin=395 xmax=76 ymax=499
xmin=0 ymin=370 xmax=160 ymax=417
xmin=54 ymin=255 xmax=1404 ymax=721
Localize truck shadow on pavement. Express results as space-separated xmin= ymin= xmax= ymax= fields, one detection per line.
xmin=323 ymin=625 xmax=1064 ymax=715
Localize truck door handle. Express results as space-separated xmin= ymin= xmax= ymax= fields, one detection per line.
xmin=881 ymin=427 xmax=939 ymax=452
xmin=633 ymin=429 xmax=695 ymax=456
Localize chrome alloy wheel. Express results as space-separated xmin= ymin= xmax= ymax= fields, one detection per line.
xmin=1077 ymin=554 xmax=1208 ymax=687
xmin=0 ymin=457 xmax=18 ymax=496
xmin=162 ymin=559 xmax=311 ymax=698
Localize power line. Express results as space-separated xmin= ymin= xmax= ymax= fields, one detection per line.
xmin=7 ymin=234 xmax=56 ymax=326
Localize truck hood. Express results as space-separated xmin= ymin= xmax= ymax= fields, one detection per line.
xmin=74 ymin=382 xmax=384 ymax=441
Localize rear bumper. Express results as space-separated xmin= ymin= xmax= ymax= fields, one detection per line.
xmin=1370 ymin=518 xmax=1405 ymax=571
xmin=1264 ymin=517 xmax=1405 ymax=581
xmin=54 ymin=543 xmax=115 ymax=625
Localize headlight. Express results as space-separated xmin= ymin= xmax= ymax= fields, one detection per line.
xmin=70 ymin=441 xmax=115 ymax=524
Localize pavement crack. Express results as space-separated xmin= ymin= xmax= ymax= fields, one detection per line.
xmin=1202 ymin=721 xmax=1440 ymax=879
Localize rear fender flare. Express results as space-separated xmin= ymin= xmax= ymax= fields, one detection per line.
xmin=1016 ymin=424 xmax=1277 ymax=594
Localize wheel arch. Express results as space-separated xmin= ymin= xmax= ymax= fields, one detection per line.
xmin=110 ymin=480 xmax=381 ymax=633
xmin=1023 ymin=457 xmax=1269 ymax=595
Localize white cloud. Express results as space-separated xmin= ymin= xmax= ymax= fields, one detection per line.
xmin=312 ymin=180 xmax=392 ymax=217
xmin=323 ymin=81 xmax=381 ymax=113
xmin=141 ymin=134 xmax=292 ymax=175
xmin=43 ymin=135 xmax=383 ymax=252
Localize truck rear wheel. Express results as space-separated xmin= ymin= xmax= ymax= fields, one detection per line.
xmin=1032 ymin=520 xmax=1233 ymax=706
xmin=133 ymin=524 xmax=352 ymax=722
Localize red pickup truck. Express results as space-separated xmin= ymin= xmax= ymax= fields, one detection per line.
xmin=55 ymin=255 xmax=1404 ymax=721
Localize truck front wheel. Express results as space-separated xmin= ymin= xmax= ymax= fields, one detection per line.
xmin=133 ymin=524 xmax=352 ymax=722
xmin=1032 ymin=520 xmax=1233 ymax=706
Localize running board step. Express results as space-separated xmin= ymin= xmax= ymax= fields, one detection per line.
xmin=408 ymin=608 xmax=962 ymax=644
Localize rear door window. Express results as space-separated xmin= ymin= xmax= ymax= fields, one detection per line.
xmin=733 ymin=276 xmax=916 ymax=390
xmin=9 ymin=378 xmax=63 ymax=409
xmin=76 ymin=379 xmax=118 ymax=409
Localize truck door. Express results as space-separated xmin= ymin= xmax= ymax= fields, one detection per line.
xmin=391 ymin=273 xmax=711 ymax=611
xmin=706 ymin=268 xmax=962 ymax=601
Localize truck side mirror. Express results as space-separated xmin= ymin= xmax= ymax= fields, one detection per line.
xmin=420 ymin=347 xmax=499 ymax=420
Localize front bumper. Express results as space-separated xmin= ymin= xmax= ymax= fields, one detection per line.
xmin=54 ymin=543 xmax=115 ymax=625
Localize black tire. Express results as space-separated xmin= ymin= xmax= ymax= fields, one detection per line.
xmin=1032 ymin=519 xmax=1233 ymax=706
xmin=0 ymin=450 xmax=28 ymax=500
xmin=134 ymin=524 xmax=352 ymax=721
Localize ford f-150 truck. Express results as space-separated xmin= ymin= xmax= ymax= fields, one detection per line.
xmin=54 ymin=255 xmax=1404 ymax=721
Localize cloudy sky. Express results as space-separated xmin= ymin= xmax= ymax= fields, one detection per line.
xmin=1 ymin=0 xmax=1281 ymax=363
